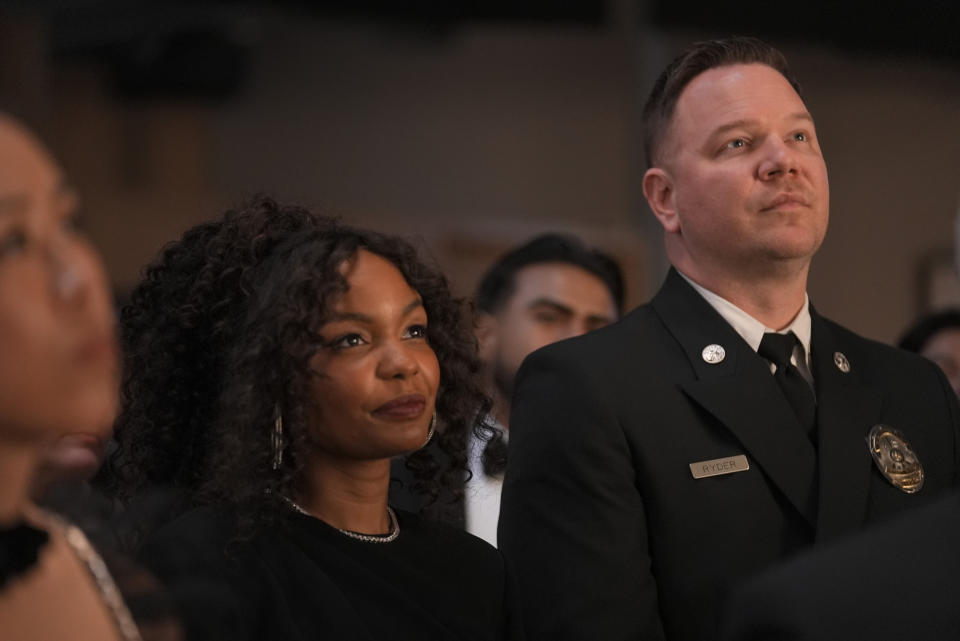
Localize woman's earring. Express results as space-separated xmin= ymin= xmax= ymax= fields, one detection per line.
xmin=271 ymin=409 xmax=286 ymax=470
xmin=421 ymin=411 xmax=437 ymax=448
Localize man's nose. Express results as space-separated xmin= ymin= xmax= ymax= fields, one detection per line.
xmin=560 ymin=319 xmax=591 ymax=341
xmin=757 ymin=138 xmax=798 ymax=181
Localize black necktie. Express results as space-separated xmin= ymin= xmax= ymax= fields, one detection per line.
xmin=758 ymin=332 xmax=817 ymax=439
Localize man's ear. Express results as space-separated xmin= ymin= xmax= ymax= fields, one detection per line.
xmin=643 ymin=167 xmax=680 ymax=234
xmin=474 ymin=312 xmax=498 ymax=363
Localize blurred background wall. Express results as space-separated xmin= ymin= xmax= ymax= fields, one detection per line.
xmin=1 ymin=1 xmax=958 ymax=342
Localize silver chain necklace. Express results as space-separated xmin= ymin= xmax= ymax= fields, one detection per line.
xmin=281 ymin=496 xmax=399 ymax=543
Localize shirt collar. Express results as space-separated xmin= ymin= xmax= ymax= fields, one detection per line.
xmin=679 ymin=271 xmax=812 ymax=361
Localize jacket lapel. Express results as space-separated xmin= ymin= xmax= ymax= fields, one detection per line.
xmin=810 ymin=310 xmax=881 ymax=541
xmin=652 ymin=270 xmax=818 ymax=527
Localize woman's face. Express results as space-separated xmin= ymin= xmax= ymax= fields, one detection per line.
xmin=305 ymin=249 xmax=440 ymax=461
xmin=0 ymin=117 xmax=119 ymax=459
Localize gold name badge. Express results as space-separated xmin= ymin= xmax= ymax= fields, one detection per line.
xmin=689 ymin=455 xmax=750 ymax=479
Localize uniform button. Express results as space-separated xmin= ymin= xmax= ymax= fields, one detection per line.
xmin=702 ymin=344 xmax=726 ymax=364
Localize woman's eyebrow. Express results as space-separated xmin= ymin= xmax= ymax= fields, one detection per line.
xmin=403 ymin=298 xmax=424 ymax=314
xmin=325 ymin=299 xmax=423 ymax=324
xmin=326 ymin=311 xmax=374 ymax=323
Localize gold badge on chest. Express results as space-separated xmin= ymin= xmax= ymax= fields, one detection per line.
xmin=866 ymin=424 xmax=924 ymax=494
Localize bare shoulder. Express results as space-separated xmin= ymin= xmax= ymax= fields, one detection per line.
xmin=0 ymin=509 xmax=130 ymax=641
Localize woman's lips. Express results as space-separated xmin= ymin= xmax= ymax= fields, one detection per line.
xmin=75 ymin=331 xmax=118 ymax=365
xmin=45 ymin=433 xmax=108 ymax=480
xmin=59 ymin=433 xmax=104 ymax=450
xmin=373 ymin=394 xmax=427 ymax=420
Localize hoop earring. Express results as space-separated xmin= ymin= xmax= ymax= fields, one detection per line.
xmin=271 ymin=409 xmax=286 ymax=470
xmin=421 ymin=411 xmax=436 ymax=448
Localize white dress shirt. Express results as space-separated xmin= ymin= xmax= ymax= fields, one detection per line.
xmin=464 ymin=419 xmax=506 ymax=547
xmin=680 ymin=272 xmax=814 ymax=387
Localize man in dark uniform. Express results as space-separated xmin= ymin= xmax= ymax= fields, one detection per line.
xmin=498 ymin=37 xmax=960 ymax=641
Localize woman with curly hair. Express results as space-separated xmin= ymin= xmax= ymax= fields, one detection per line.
xmin=110 ymin=196 xmax=520 ymax=640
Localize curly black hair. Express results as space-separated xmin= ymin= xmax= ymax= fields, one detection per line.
xmin=102 ymin=197 xmax=492 ymax=536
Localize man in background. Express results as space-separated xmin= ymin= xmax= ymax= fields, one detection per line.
xmin=467 ymin=233 xmax=623 ymax=544
xmin=899 ymin=309 xmax=960 ymax=397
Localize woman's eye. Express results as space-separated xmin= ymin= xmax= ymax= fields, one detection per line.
xmin=330 ymin=334 xmax=365 ymax=349
xmin=405 ymin=324 xmax=428 ymax=339
xmin=63 ymin=212 xmax=85 ymax=235
xmin=0 ymin=228 xmax=27 ymax=259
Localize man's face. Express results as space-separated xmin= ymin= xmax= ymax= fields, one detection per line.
xmin=480 ymin=262 xmax=618 ymax=397
xmin=920 ymin=328 xmax=960 ymax=397
xmin=646 ymin=63 xmax=829 ymax=278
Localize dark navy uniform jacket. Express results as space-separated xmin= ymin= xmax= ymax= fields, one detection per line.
xmin=499 ymin=268 xmax=960 ymax=641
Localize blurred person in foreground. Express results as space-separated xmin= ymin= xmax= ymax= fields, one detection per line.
xmin=108 ymin=197 xmax=523 ymax=640
xmin=899 ymin=308 xmax=960 ymax=397
xmin=465 ymin=233 xmax=622 ymax=545
xmin=719 ymin=487 xmax=960 ymax=640
xmin=498 ymin=37 xmax=960 ymax=641
xmin=0 ymin=112 xmax=152 ymax=640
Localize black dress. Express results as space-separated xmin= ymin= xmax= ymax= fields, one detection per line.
xmin=138 ymin=506 xmax=524 ymax=641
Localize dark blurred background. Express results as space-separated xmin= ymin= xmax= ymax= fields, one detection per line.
xmin=1 ymin=0 xmax=958 ymax=341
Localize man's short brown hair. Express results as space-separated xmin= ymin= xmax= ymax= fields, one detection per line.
xmin=642 ymin=36 xmax=802 ymax=168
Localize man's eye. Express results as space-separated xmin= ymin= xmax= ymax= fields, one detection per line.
xmin=534 ymin=311 xmax=562 ymax=323
xmin=405 ymin=324 xmax=428 ymax=339
xmin=725 ymin=138 xmax=747 ymax=150
xmin=0 ymin=229 xmax=27 ymax=259
xmin=792 ymin=132 xmax=808 ymax=142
